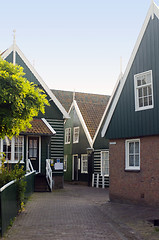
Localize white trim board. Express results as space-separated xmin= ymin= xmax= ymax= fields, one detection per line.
xmin=1 ymin=44 xmax=69 ymax=120
xmin=73 ymin=100 xmax=93 ymax=148
xmin=101 ymin=1 xmax=158 ymax=138
xmin=41 ymin=118 xmax=56 ymax=135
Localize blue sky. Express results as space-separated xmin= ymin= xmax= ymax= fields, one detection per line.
xmin=1 ymin=0 xmax=154 ymax=95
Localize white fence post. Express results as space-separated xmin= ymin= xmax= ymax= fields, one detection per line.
xmin=102 ymin=175 xmax=105 ymax=189
xmin=96 ymin=174 xmax=99 ymax=188
xmin=92 ymin=173 xmax=94 ymax=187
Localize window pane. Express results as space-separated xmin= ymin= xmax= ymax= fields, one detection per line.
xmin=129 ymin=155 xmax=134 ymax=166
xmin=139 ymin=98 xmax=143 ymax=107
xmin=135 ymin=142 xmax=139 ymax=153
xmin=143 ymin=87 xmax=147 ymax=96
xmin=129 ymin=142 xmax=134 ymax=154
xmin=147 ymin=73 xmax=151 ymax=83
xmin=137 ymin=79 xmax=141 ymax=86
xmin=148 ymin=86 xmax=152 ymax=95
xmin=138 ymin=88 xmax=142 ymax=98
xmin=135 ymin=155 xmax=139 ymax=166
xmin=149 ymin=96 xmax=152 ymax=105
xmin=141 ymin=77 xmax=146 ymax=85
xmin=144 ymin=97 xmax=148 ymax=106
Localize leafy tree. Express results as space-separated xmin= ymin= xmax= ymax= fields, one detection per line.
xmin=0 ymin=57 xmax=49 ymax=138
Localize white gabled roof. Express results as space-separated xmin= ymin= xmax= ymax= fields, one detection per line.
xmin=1 ymin=44 xmax=70 ymax=120
xmin=101 ymin=1 xmax=158 ymax=138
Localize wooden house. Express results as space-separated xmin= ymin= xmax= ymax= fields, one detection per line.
xmin=1 ymin=42 xmax=69 ymax=190
xmin=101 ymin=1 xmax=159 ymax=205
xmin=52 ymin=90 xmax=110 ymax=187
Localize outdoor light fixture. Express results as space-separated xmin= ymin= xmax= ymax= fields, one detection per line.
xmin=86 ymin=148 xmax=94 ymax=156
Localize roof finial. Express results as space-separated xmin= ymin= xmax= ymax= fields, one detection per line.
xmin=73 ymin=90 xmax=76 ymax=101
xmin=120 ymin=56 xmax=122 ymax=75
xmin=13 ymin=29 xmax=16 ymax=65
xmin=151 ymin=0 xmax=154 ymax=19
xmin=13 ymin=29 xmax=16 ymax=45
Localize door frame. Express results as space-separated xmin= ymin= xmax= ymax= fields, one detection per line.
xmin=26 ymin=135 xmax=41 ymax=173
xmin=72 ymin=154 xmax=78 ymax=180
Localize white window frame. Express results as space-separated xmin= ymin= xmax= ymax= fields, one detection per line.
xmin=65 ymin=128 xmax=71 ymax=144
xmin=0 ymin=136 xmax=24 ymax=163
xmin=125 ymin=139 xmax=140 ymax=170
xmin=101 ymin=151 xmax=109 ymax=176
xmin=64 ymin=155 xmax=67 ymax=172
xmin=73 ymin=127 xmax=79 ymax=143
xmin=134 ymin=70 xmax=154 ymax=111
xmin=81 ymin=154 xmax=88 ymax=173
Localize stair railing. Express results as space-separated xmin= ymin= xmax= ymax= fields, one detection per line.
xmin=27 ymin=159 xmax=34 ymax=172
xmin=46 ymin=159 xmax=53 ymax=191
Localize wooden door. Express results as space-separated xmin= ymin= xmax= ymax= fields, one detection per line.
xmin=73 ymin=155 xmax=78 ymax=181
xmin=28 ymin=137 xmax=39 ymax=172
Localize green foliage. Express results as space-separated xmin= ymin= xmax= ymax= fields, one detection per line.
xmin=0 ymin=157 xmax=26 ymax=211
xmin=0 ymin=57 xmax=49 ymax=139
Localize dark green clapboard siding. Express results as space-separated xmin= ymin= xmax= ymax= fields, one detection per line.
xmin=47 ymin=119 xmax=64 ymax=161
xmin=5 ymin=52 xmax=13 ymax=64
xmin=106 ymin=15 xmax=159 ymax=139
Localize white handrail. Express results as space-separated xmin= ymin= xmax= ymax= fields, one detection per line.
xmin=27 ymin=159 xmax=34 ymax=172
xmin=46 ymin=159 xmax=53 ymax=191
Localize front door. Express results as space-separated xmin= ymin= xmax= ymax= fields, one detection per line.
xmin=28 ymin=137 xmax=39 ymax=172
xmin=73 ymin=155 xmax=78 ymax=181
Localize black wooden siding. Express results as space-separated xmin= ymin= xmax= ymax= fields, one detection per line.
xmin=47 ymin=119 xmax=64 ymax=162
xmin=106 ymin=15 xmax=159 ymax=139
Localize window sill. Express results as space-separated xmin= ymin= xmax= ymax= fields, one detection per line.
xmin=5 ymin=161 xmax=25 ymax=164
xmin=125 ymin=169 xmax=140 ymax=173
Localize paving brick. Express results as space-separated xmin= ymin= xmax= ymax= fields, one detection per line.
xmin=3 ymin=184 xmax=159 ymax=240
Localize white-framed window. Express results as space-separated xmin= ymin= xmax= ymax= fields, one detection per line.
xmin=81 ymin=154 xmax=88 ymax=173
xmin=125 ymin=139 xmax=140 ymax=170
xmin=101 ymin=151 xmax=109 ymax=176
xmin=0 ymin=136 xmax=24 ymax=162
xmin=73 ymin=127 xmax=79 ymax=143
xmin=134 ymin=70 xmax=154 ymax=111
xmin=64 ymin=155 xmax=67 ymax=172
xmin=65 ymin=128 xmax=71 ymax=144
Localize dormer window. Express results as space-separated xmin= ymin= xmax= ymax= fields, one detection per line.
xmin=134 ymin=70 xmax=154 ymax=111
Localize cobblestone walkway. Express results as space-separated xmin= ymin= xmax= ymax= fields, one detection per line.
xmin=2 ymin=184 xmax=159 ymax=240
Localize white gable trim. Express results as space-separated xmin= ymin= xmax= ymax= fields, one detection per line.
xmin=73 ymin=100 xmax=93 ymax=148
xmin=1 ymin=44 xmax=69 ymax=120
xmin=41 ymin=118 xmax=56 ymax=135
xmin=101 ymin=2 xmax=157 ymax=138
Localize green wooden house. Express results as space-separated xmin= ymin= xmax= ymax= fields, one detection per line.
xmin=102 ymin=1 xmax=159 ymax=206
xmin=52 ymin=90 xmax=110 ymax=187
xmin=1 ymin=42 xmax=69 ymax=190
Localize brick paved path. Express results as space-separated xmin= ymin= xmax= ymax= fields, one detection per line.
xmin=3 ymin=184 xmax=127 ymax=240
xmin=3 ymin=184 xmax=159 ymax=240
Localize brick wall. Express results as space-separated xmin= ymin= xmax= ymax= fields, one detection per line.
xmin=109 ymin=136 xmax=159 ymax=206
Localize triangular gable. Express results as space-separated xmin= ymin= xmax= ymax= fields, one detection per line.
xmin=101 ymin=1 xmax=158 ymax=137
xmin=1 ymin=44 xmax=69 ymax=119
xmin=68 ymin=100 xmax=93 ymax=148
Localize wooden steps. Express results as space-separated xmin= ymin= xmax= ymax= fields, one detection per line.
xmin=34 ymin=173 xmax=51 ymax=192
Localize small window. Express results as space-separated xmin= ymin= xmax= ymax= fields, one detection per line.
xmin=101 ymin=151 xmax=109 ymax=176
xmin=14 ymin=136 xmax=24 ymax=161
xmin=0 ymin=136 xmax=24 ymax=162
xmin=65 ymin=128 xmax=71 ymax=144
xmin=134 ymin=70 xmax=154 ymax=111
xmin=64 ymin=155 xmax=67 ymax=172
xmin=81 ymin=154 xmax=88 ymax=173
xmin=73 ymin=127 xmax=79 ymax=143
xmin=125 ymin=139 xmax=140 ymax=170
